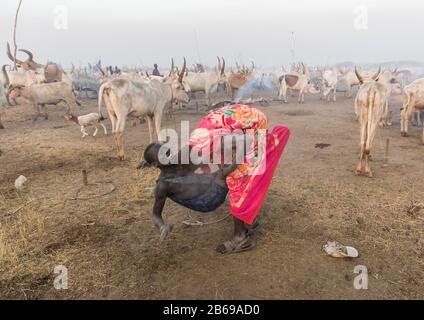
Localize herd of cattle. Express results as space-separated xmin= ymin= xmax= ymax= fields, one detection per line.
xmin=1 ymin=45 xmax=423 ymax=176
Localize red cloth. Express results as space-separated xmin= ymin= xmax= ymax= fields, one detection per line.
xmin=229 ymin=125 xmax=290 ymax=224
xmin=189 ymin=105 xmax=290 ymax=224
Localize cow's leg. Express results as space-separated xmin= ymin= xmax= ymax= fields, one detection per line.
xmin=279 ymin=85 xmax=288 ymax=103
xmin=401 ymin=98 xmax=412 ymax=137
xmin=146 ymin=115 xmax=154 ymax=143
xmin=41 ymin=104 xmax=48 ymax=120
xmin=154 ymin=110 xmax=165 ymax=143
xmin=332 ymin=87 xmax=337 ymax=102
xmin=33 ymin=104 xmax=41 ymax=122
xmin=416 ymin=111 xmax=421 ymax=127
xmin=354 ymin=99 xmax=360 ymax=121
xmin=355 ymin=108 xmax=367 ymax=176
xmin=209 ymin=84 xmax=218 ymax=105
xmin=93 ymin=126 xmax=98 ymax=137
xmin=346 ymin=85 xmax=352 ymax=98
xmin=355 ymin=143 xmax=365 ymax=176
xmin=298 ymin=89 xmax=305 ymax=104
xmin=63 ymin=99 xmax=72 ymax=115
xmin=411 ymin=111 xmax=417 ymax=127
xmin=81 ymin=126 xmax=89 ymax=138
xmin=115 ymin=116 xmax=127 ymax=160
xmin=364 ymin=115 xmax=378 ymax=178
xmin=100 ymin=122 xmax=108 ymax=135
xmin=379 ymin=101 xmax=388 ymax=127
xmin=216 ymin=217 xmax=255 ymax=254
xmin=205 ymin=90 xmax=210 ymax=107
xmin=421 ymin=126 xmax=424 ymax=145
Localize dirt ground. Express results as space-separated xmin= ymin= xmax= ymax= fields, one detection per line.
xmin=0 ymin=90 xmax=424 ymax=300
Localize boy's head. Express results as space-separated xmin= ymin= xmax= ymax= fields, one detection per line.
xmin=137 ymin=143 xmax=171 ymax=169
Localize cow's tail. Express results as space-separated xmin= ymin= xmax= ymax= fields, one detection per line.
xmin=98 ymin=82 xmax=110 ymax=121
xmin=365 ymin=89 xmax=376 ymax=154
xmin=72 ymin=89 xmax=82 ymax=106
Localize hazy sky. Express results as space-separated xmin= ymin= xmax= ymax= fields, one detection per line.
xmin=1 ymin=0 xmax=424 ymax=68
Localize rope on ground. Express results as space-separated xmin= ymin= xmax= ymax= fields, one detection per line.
xmin=182 ymin=209 xmax=231 ymax=226
xmin=68 ymin=181 xmax=116 ymax=201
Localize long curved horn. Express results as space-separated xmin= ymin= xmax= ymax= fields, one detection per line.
xmin=2 ymin=65 xmax=10 ymax=88
xmin=217 ymin=56 xmax=221 ymax=70
xmin=221 ymin=57 xmax=225 ymax=75
xmin=178 ymin=57 xmax=186 ymax=83
xmin=2 ymin=65 xmax=12 ymax=106
xmin=6 ymin=42 xmax=23 ymax=64
xmin=354 ymin=67 xmax=363 ymax=84
xmin=18 ymin=49 xmax=33 ymax=62
xmin=371 ymin=66 xmax=381 ymax=81
xmin=98 ymin=65 xmax=106 ymax=76
xmin=302 ymin=62 xmax=306 ymax=75
xmin=168 ymin=58 xmax=174 ymax=77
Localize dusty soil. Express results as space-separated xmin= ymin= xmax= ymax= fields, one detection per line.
xmin=0 ymin=91 xmax=423 ymax=299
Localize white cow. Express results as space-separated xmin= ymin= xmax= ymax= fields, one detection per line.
xmin=182 ymin=57 xmax=227 ymax=106
xmin=354 ymin=68 xmax=387 ymax=177
xmin=98 ymin=59 xmax=190 ymax=160
xmin=7 ymin=81 xmax=81 ymax=121
xmin=339 ymin=68 xmax=360 ymax=98
xmin=321 ymin=68 xmax=338 ymax=102
xmin=400 ymin=78 xmax=424 ymax=144
xmin=377 ymin=69 xmax=402 ymax=126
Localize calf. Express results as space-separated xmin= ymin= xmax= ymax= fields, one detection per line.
xmin=8 ymin=82 xmax=80 ymax=121
xmin=400 ymin=78 xmax=424 ymax=144
xmin=354 ymin=68 xmax=387 ymax=177
xmin=65 ymin=113 xmax=107 ymax=138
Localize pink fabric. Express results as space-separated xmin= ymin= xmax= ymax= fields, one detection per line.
xmin=189 ymin=105 xmax=291 ymax=224
xmin=229 ymin=125 xmax=290 ymax=224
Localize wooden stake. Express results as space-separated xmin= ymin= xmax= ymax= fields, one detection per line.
xmin=82 ymin=170 xmax=88 ymax=186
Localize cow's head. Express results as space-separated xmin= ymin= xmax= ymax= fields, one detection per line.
xmin=2 ymin=65 xmax=12 ymax=105
xmin=307 ymin=82 xmax=321 ymax=94
xmin=355 ymin=67 xmax=381 ymax=85
xmin=322 ymin=80 xmax=332 ymax=97
xmin=387 ymin=69 xmax=401 ymax=94
xmin=305 ymin=77 xmax=321 ymax=94
xmin=6 ymin=43 xmax=44 ymax=71
xmin=216 ymin=57 xmax=228 ymax=84
xmin=7 ymin=85 xmax=24 ymax=101
xmin=167 ymin=58 xmax=190 ymax=104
